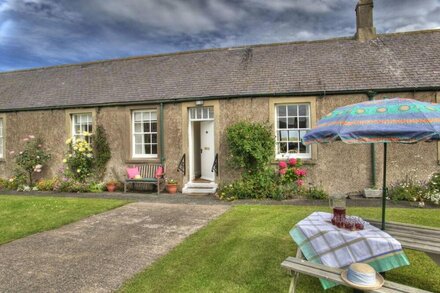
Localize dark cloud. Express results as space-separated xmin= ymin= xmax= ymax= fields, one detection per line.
xmin=0 ymin=0 xmax=439 ymax=72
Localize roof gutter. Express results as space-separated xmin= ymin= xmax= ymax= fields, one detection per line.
xmin=1 ymin=86 xmax=440 ymax=113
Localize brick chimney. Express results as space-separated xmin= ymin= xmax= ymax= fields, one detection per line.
xmin=355 ymin=0 xmax=376 ymax=41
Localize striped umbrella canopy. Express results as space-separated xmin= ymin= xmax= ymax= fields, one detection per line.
xmin=303 ymin=98 xmax=440 ymax=229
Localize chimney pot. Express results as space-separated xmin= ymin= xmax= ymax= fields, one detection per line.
xmin=355 ymin=0 xmax=376 ymax=41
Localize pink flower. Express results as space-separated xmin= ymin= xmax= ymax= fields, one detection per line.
xmin=279 ymin=161 xmax=287 ymax=169
xmin=288 ymin=158 xmax=297 ymax=166
xmin=279 ymin=168 xmax=287 ymax=175
xmin=295 ymin=169 xmax=307 ymax=177
xmin=9 ymin=151 xmax=15 ymax=155
xmin=296 ymin=179 xmax=304 ymax=186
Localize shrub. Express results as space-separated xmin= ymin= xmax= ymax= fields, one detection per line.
xmin=299 ymin=185 xmax=329 ymax=200
xmin=36 ymin=178 xmax=59 ymax=191
xmin=64 ymin=134 xmax=94 ymax=182
xmin=226 ymin=121 xmax=275 ymax=172
xmin=425 ymin=173 xmax=440 ymax=205
xmin=13 ymin=135 xmax=51 ymax=185
xmin=388 ymin=179 xmax=427 ymax=202
xmin=219 ymin=168 xmax=281 ymax=200
xmin=92 ymin=125 xmax=111 ymax=181
xmin=88 ymin=182 xmax=105 ymax=193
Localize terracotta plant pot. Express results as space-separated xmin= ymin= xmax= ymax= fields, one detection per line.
xmin=166 ymin=184 xmax=178 ymax=194
xmin=106 ymin=183 xmax=117 ymax=192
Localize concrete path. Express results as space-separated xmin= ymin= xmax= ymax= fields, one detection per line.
xmin=0 ymin=202 xmax=229 ymax=293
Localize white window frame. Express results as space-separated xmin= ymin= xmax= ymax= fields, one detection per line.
xmin=275 ymin=103 xmax=311 ymax=159
xmin=0 ymin=118 xmax=3 ymax=159
xmin=132 ymin=110 xmax=158 ymax=159
xmin=71 ymin=113 xmax=93 ymax=142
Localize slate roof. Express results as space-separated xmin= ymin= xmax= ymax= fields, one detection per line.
xmin=1 ymin=29 xmax=440 ymax=111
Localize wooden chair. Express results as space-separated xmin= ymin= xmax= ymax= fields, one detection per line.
xmin=281 ymin=254 xmax=432 ymax=293
xmin=368 ymin=220 xmax=440 ymax=266
xmin=124 ymin=163 xmax=166 ymax=195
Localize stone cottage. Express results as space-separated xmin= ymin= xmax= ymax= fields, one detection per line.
xmin=0 ymin=0 xmax=439 ymax=194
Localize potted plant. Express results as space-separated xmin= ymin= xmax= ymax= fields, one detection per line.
xmin=106 ymin=179 xmax=118 ymax=192
xmin=166 ymin=178 xmax=178 ymax=194
xmin=363 ymin=185 xmax=382 ymax=198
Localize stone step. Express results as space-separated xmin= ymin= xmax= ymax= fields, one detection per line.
xmin=185 ymin=182 xmax=218 ymax=188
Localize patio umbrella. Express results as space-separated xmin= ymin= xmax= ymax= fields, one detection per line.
xmin=303 ymin=98 xmax=440 ymax=230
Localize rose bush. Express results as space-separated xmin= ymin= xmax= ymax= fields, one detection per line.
xmin=64 ymin=133 xmax=94 ymax=182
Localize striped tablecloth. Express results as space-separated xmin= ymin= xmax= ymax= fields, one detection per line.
xmin=290 ymin=212 xmax=410 ymax=289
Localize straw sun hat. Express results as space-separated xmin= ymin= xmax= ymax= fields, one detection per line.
xmin=341 ymin=263 xmax=384 ymax=290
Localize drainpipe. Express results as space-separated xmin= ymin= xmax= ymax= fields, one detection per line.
xmin=367 ymin=91 xmax=377 ymax=187
xmin=160 ymin=103 xmax=164 ymax=165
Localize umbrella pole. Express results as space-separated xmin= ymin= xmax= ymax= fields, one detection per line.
xmin=381 ymin=143 xmax=387 ymax=230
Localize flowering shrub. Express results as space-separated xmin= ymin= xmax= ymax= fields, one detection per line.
xmin=425 ymin=173 xmax=440 ymax=205
xmin=278 ymin=158 xmax=307 ymax=187
xmin=12 ymin=135 xmax=51 ymax=185
xmin=64 ymin=134 xmax=94 ymax=182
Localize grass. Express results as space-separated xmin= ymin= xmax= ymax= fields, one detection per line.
xmin=0 ymin=195 xmax=129 ymax=244
xmin=121 ymin=206 xmax=440 ymax=293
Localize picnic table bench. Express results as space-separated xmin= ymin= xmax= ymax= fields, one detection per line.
xmin=367 ymin=219 xmax=440 ymax=266
xmin=281 ymin=255 xmax=432 ymax=293
xmin=124 ymin=163 xmax=166 ymax=195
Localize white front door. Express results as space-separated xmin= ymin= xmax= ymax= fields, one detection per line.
xmin=200 ymin=121 xmax=215 ymax=181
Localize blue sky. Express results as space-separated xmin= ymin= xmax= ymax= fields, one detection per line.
xmin=0 ymin=0 xmax=439 ymax=72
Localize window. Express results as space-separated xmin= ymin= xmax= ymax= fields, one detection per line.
xmin=132 ymin=110 xmax=158 ymax=158
xmin=0 ymin=118 xmax=3 ymax=159
xmin=275 ymin=104 xmax=311 ymax=159
xmin=71 ymin=113 xmax=93 ymax=142
xmin=189 ymin=107 xmax=214 ymax=121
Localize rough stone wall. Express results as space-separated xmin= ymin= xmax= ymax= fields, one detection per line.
xmin=163 ymin=103 xmax=183 ymax=184
xmin=0 ymin=91 xmax=439 ymax=195
xmin=0 ymin=110 xmax=66 ymax=180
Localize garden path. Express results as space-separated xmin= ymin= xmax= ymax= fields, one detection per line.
xmin=0 ymin=202 xmax=229 ymax=292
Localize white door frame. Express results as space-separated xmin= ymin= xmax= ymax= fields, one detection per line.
xmin=188 ymin=107 xmax=215 ymax=182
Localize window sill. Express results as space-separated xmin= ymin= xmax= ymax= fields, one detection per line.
xmin=271 ymin=159 xmax=317 ymax=166
xmin=126 ymin=158 xmax=161 ymax=164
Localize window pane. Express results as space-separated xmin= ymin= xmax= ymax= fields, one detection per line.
xmin=278 ymin=117 xmax=287 ymax=129
xmin=143 ymin=112 xmax=150 ymax=121
xmin=134 ymin=112 xmax=142 ymax=122
xmin=151 ymin=144 xmax=157 ymax=154
xmin=279 ymin=142 xmax=287 ymax=153
xmin=197 ymin=107 xmax=202 ymax=118
xmin=143 ymin=122 xmax=150 ymax=132
xmin=75 ymin=125 xmax=81 ymax=133
xmin=277 ymin=105 xmax=286 ymax=117
xmin=150 ymin=111 xmax=157 ymax=121
xmin=209 ymin=107 xmax=214 ymax=118
xmin=134 ymin=134 xmax=142 ymax=144
xmin=299 ymin=105 xmax=308 ymax=116
xmin=299 ymin=142 xmax=308 ymax=154
xmin=145 ymin=134 xmax=151 ymax=144
xmin=288 ymin=105 xmax=297 ymax=116
xmin=203 ymin=108 xmax=209 ymax=119
xmin=288 ymin=142 xmax=298 ymax=153
xmin=87 ymin=124 xmax=93 ymax=133
xmin=134 ymin=122 xmax=142 ymax=133
xmin=299 ymin=131 xmax=308 ymax=140
xmin=298 ymin=117 xmax=308 ymax=129
xmin=151 ymin=122 xmax=157 ymax=133
xmin=190 ymin=109 xmax=196 ymax=119
xmin=152 ymin=134 xmax=157 ymax=143
xmin=135 ymin=144 xmax=143 ymax=155
xmin=288 ymin=131 xmax=299 ymax=142
xmin=288 ymin=118 xmax=297 ymax=129
xmin=279 ymin=130 xmax=288 ymax=141
xmin=144 ymin=144 xmax=151 ymax=154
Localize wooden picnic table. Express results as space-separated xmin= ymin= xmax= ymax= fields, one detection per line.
xmin=367 ymin=219 xmax=440 ymax=266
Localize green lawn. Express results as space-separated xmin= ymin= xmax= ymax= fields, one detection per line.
xmin=121 ymin=206 xmax=440 ymax=293
xmin=0 ymin=195 xmax=128 ymax=244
